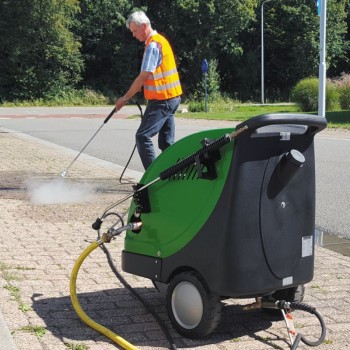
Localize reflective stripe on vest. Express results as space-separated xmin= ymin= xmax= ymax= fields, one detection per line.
xmin=143 ymin=34 xmax=182 ymax=100
xmin=152 ymin=68 xmax=178 ymax=80
xmin=144 ymin=80 xmax=181 ymax=92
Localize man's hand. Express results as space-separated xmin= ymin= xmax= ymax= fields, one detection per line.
xmin=115 ymin=71 xmax=150 ymax=111
xmin=115 ymin=96 xmax=129 ymax=111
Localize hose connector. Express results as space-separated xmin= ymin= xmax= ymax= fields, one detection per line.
xmin=102 ymin=222 xmax=143 ymax=243
xmin=259 ymin=298 xmax=292 ymax=312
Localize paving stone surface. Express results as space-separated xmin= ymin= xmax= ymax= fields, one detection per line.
xmin=1 ymin=130 xmax=349 ymax=350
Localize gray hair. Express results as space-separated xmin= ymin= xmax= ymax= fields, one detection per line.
xmin=126 ymin=11 xmax=151 ymax=29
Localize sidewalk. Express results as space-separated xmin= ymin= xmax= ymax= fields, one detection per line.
xmin=0 ymin=129 xmax=349 ymax=350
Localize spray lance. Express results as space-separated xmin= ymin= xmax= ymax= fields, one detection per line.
xmin=60 ymin=107 xmax=116 ymax=178
xmin=60 ymin=98 xmax=145 ymax=179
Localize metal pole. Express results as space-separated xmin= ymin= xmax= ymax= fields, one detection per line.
xmin=318 ymin=0 xmax=327 ymax=117
xmin=261 ymin=0 xmax=271 ymax=105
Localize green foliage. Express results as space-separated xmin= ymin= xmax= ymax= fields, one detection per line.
xmin=0 ymin=0 xmax=349 ymax=103
xmin=326 ymin=110 xmax=350 ymax=127
xmin=192 ymin=59 xmax=221 ymax=103
xmin=2 ymin=88 xmax=109 ymax=107
xmin=188 ymin=101 xmax=206 ymax=112
xmin=200 ymin=59 xmax=221 ymax=102
xmin=0 ymin=0 xmax=83 ymax=101
xmin=44 ymin=87 xmax=109 ymax=106
xmin=74 ymin=0 xmax=134 ymax=95
xmin=333 ymin=73 xmax=350 ymax=109
xmin=233 ymin=0 xmax=350 ymax=101
xmin=326 ymin=83 xmax=341 ymax=111
xmin=340 ymin=87 xmax=350 ymax=110
xmin=261 ymin=1 xmax=320 ymax=99
xmin=326 ymin=0 xmax=350 ymax=73
xmin=145 ymin=0 xmax=258 ymax=94
xmin=64 ymin=342 xmax=89 ymax=350
xmin=18 ymin=325 xmax=46 ymax=338
xmin=291 ymin=78 xmax=319 ymax=112
xmin=188 ymin=59 xmax=234 ymax=113
xmin=291 ymin=77 xmax=340 ymax=112
xmin=184 ymin=103 xmax=300 ymax=120
xmin=188 ymin=93 xmax=237 ymax=113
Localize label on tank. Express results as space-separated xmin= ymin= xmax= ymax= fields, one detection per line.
xmin=302 ymin=235 xmax=313 ymax=257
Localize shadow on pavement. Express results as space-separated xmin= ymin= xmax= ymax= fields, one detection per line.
xmin=31 ymin=287 xmax=284 ymax=349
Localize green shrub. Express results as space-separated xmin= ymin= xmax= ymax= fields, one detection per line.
xmin=197 ymin=59 xmax=221 ymax=103
xmin=207 ymin=95 xmax=237 ymax=112
xmin=326 ymin=83 xmax=340 ymax=111
xmin=44 ymin=87 xmax=109 ymax=106
xmin=1 ymin=88 xmax=109 ymax=107
xmin=187 ymin=95 xmax=238 ymax=113
xmin=340 ymin=87 xmax=350 ymax=110
xmin=188 ymin=100 xmax=207 ymax=112
xmin=291 ymin=77 xmax=340 ymax=112
xmin=291 ymin=78 xmax=319 ymax=111
xmin=333 ymin=73 xmax=350 ymax=110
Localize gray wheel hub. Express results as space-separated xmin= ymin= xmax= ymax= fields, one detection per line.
xmin=171 ymin=281 xmax=203 ymax=329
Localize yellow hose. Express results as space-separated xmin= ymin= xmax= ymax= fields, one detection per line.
xmin=70 ymin=239 xmax=139 ymax=350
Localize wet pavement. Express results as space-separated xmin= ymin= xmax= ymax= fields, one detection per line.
xmin=317 ymin=231 xmax=350 ymax=257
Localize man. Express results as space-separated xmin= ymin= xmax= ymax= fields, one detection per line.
xmin=115 ymin=11 xmax=182 ymax=170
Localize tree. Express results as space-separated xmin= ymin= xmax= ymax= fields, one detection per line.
xmin=1 ymin=0 xmax=349 ymax=103
xmin=75 ymin=0 xmax=257 ymax=99
xmin=326 ymin=0 xmax=350 ymax=76
xmin=74 ymin=0 xmax=137 ymax=98
xmin=235 ymin=0 xmax=350 ymax=101
xmin=142 ymin=0 xmax=258 ymax=96
xmin=0 ymin=0 xmax=83 ymax=101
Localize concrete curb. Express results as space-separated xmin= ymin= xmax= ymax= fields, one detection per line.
xmin=0 ymin=126 xmax=144 ymax=182
xmin=0 ymin=309 xmax=18 ymax=350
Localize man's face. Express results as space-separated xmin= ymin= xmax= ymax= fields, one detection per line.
xmin=129 ymin=22 xmax=147 ymax=42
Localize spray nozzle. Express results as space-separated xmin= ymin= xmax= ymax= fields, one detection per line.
xmin=60 ymin=170 xmax=67 ymax=178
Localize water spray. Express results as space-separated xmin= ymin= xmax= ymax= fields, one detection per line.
xmin=60 ymin=107 xmax=116 ymax=178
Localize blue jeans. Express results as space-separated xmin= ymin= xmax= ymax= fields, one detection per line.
xmin=136 ymin=96 xmax=181 ymax=170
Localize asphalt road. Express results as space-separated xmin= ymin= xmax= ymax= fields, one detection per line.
xmin=1 ymin=106 xmax=349 ymax=241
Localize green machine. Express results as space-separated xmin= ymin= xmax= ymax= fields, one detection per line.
xmin=82 ymin=113 xmax=328 ymax=349
xmin=121 ymin=113 xmax=327 ymax=339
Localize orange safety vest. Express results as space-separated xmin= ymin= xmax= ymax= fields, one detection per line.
xmin=143 ymin=33 xmax=182 ymax=100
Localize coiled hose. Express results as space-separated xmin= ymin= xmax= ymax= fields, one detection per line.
xmin=70 ymin=237 xmax=139 ymax=350
xmin=289 ymin=302 xmax=326 ymax=350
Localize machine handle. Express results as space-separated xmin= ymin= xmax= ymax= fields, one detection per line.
xmin=236 ymin=113 xmax=327 ymax=135
xmin=103 ymin=107 xmax=116 ymax=124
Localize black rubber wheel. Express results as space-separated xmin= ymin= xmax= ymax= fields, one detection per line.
xmin=166 ymin=271 xmax=222 ymax=338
